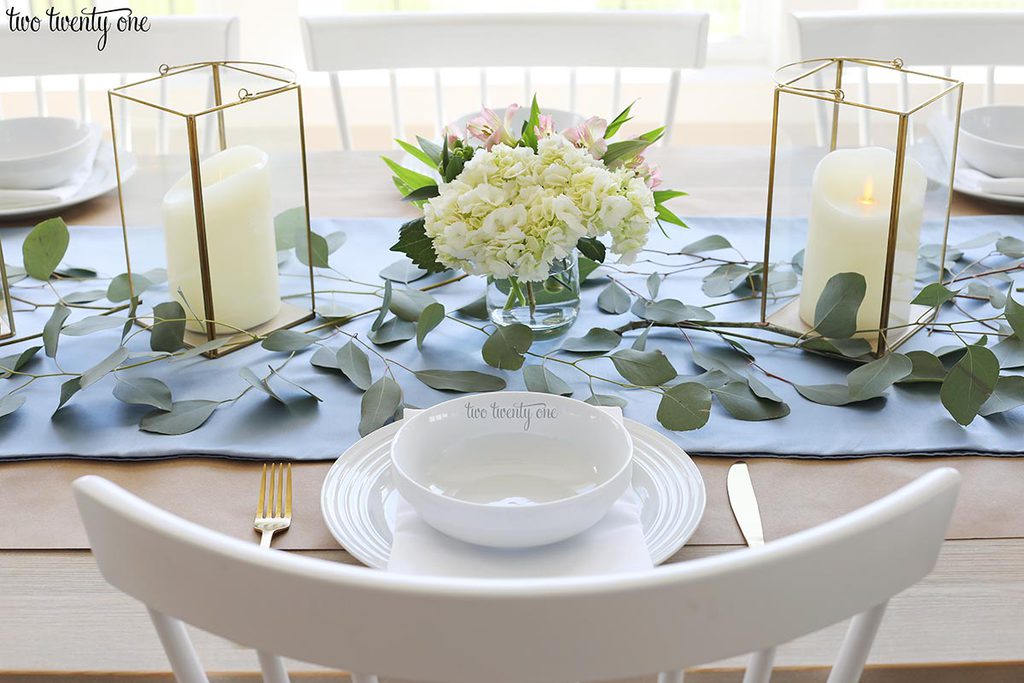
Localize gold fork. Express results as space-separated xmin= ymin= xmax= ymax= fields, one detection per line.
xmin=254 ymin=463 xmax=292 ymax=548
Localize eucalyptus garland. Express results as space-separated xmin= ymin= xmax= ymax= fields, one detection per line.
xmin=1 ymin=213 xmax=1023 ymax=437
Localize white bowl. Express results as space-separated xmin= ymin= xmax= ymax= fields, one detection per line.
xmin=0 ymin=117 xmax=96 ymax=190
xmin=391 ymin=392 xmax=633 ymax=548
xmin=958 ymin=105 xmax=1024 ymax=178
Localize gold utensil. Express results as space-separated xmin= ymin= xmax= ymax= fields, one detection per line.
xmin=254 ymin=463 xmax=292 ymax=548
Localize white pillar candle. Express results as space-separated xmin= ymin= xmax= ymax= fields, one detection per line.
xmin=798 ymin=146 xmax=927 ymax=335
xmin=163 ymin=145 xmax=281 ymax=333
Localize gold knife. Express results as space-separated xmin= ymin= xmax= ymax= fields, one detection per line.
xmin=727 ymin=461 xmax=764 ymax=547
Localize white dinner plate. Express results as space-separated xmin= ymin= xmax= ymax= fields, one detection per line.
xmin=0 ymin=145 xmax=136 ymax=221
xmin=320 ymin=417 xmax=707 ymax=569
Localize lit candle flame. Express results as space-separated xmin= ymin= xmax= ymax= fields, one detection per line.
xmin=858 ymin=177 xmax=875 ymax=205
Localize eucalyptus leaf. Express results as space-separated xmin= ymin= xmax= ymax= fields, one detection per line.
xmin=457 ymin=295 xmax=489 ymax=321
xmin=585 ymin=393 xmax=628 ymax=408
xmin=0 ymin=346 xmax=41 ymax=379
xmin=638 ymin=299 xmax=714 ymax=324
xmin=43 ymin=304 xmax=70 ymax=358
xmin=416 ymin=302 xmax=445 ymax=349
xmin=142 ymin=268 xmax=168 ymax=285
xmin=268 ymin=366 xmax=323 ymax=402
xmin=576 ymin=236 xmax=606 ymax=263
xmin=295 ymin=228 xmax=330 ymax=268
xmin=325 ymin=231 xmax=347 ymax=255
xmin=62 ymin=289 xmax=108 ymax=304
xmin=657 ymin=382 xmax=712 ymax=431
xmin=53 ymin=266 xmax=97 ymax=279
xmin=978 ymin=375 xmax=1024 ymax=417
xmin=22 ymin=217 xmax=69 ymax=280
xmin=610 ymin=349 xmax=676 ymax=386
xmin=702 ymin=264 xmax=751 ymax=297
xmin=800 ymin=336 xmax=873 ymax=359
xmin=481 ymin=323 xmax=533 ymax=370
xmin=61 ymin=316 xmax=126 ymax=336
xmin=80 ymin=347 xmax=129 ymax=389
xmin=912 ymin=282 xmax=957 ymax=308
xmin=940 ymin=344 xmax=999 ymax=426
xmin=359 ymin=376 xmax=403 ymax=436
xmin=992 ymin=337 xmax=1024 ymax=369
xmin=646 ymin=273 xmax=662 ymax=299
xmin=107 ymin=272 xmax=151 ymax=303
xmin=523 ymin=365 xmax=573 ymax=396
xmin=578 ymin=257 xmax=601 ymax=282
xmin=336 ymin=341 xmax=373 ymax=390
xmin=310 ymin=345 xmax=340 ymax=370
xmin=140 ymin=399 xmax=220 ymax=435
xmin=113 ymin=376 xmax=173 ymax=411
xmin=561 ymin=328 xmax=621 ymax=354
xmin=414 ymin=369 xmax=506 ymax=393
xmin=712 ymin=381 xmax=790 ymax=421
xmin=150 ymin=301 xmax=187 ymax=353
xmin=372 ymin=280 xmax=393 ymax=332
xmin=597 ymin=281 xmax=631 ymax=314
xmin=1005 ymin=292 xmax=1024 ymax=339
xmin=262 ymin=329 xmax=317 ymax=352
xmin=390 ymin=288 xmax=439 ymax=321
xmin=996 ymin=235 xmax=1024 ymax=259
xmin=794 ymin=383 xmax=859 ymax=406
xmin=368 ymin=317 xmax=417 ymax=345
xmin=55 ymin=377 xmax=81 ymax=411
xmin=846 ymin=353 xmax=912 ymax=401
xmin=380 ymin=258 xmax=428 ymax=284
xmin=0 ymin=393 xmax=26 ymax=419
xmin=240 ymin=366 xmax=284 ymax=402
xmin=631 ymin=325 xmax=650 ymax=351
xmin=792 ymin=249 xmax=805 ymax=274
xmin=274 ymin=207 xmax=306 ymax=250
xmin=899 ymin=350 xmax=947 ymax=384
xmin=680 ymin=234 xmax=732 ymax=255
xmin=813 ymin=272 xmax=866 ymax=338
xmin=170 ymin=337 xmax=234 ymax=360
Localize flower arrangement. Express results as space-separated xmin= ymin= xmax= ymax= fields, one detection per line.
xmin=385 ymin=99 xmax=687 ymax=333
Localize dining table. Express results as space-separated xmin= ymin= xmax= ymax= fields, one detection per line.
xmin=1 ymin=145 xmax=1022 ymax=683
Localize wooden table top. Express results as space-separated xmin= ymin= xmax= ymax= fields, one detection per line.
xmin=1 ymin=147 xmax=1022 ymax=683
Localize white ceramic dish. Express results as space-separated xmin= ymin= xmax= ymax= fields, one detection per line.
xmin=0 ymin=117 xmax=96 ymax=189
xmin=917 ymin=131 xmax=1024 ymax=207
xmin=958 ymin=105 xmax=1024 ymax=179
xmin=321 ymin=417 xmax=706 ymax=569
xmin=391 ymin=393 xmax=633 ymax=548
xmin=0 ymin=145 xmax=135 ymax=221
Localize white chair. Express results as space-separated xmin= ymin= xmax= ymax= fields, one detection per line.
xmin=299 ymin=12 xmax=710 ymax=149
xmin=791 ymin=11 xmax=1024 ymax=146
xmin=0 ymin=15 xmax=239 ymax=152
xmin=74 ymin=467 xmax=960 ymax=683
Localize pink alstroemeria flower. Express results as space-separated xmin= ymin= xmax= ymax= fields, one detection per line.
xmin=564 ymin=116 xmax=609 ymax=159
xmin=535 ymin=113 xmax=556 ymax=138
xmin=465 ymin=104 xmax=520 ymax=150
xmin=628 ymin=154 xmax=663 ymax=189
xmin=443 ymin=125 xmax=462 ymax=148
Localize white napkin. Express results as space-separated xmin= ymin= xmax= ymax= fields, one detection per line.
xmin=386 ymin=408 xmax=652 ymax=578
xmin=928 ymin=115 xmax=1024 ymax=197
xmin=0 ymin=126 xmax=102 ymax=210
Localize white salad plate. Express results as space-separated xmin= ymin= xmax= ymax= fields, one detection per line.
xmin=321 ymin=417 xmax=706 ymax=569
xmin=0 ymin=145 xmax=137 ymax=221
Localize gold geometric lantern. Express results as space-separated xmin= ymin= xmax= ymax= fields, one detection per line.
xmin=762 ymin=57 xmax=963 ymax=356
xmin=108 ymin=61 xmax=316 ymax=357
xmin=0 ymin=243 xmax=14 ymax=340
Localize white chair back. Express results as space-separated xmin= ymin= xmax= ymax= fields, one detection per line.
xmin=299 ymin=12 xmax=710 ymax=149
xmin=0 ymin=15 xmax=238 ymax=152
xmin=792 ymin=11 xmax=1024 ymax=145
xmin=74 ymin=468 xmax=960 ymax=683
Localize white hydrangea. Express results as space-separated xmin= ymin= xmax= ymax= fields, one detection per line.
xmin=423 ymin=137 xmax=656 ymax=281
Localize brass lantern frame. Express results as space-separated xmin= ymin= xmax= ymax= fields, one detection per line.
xmin=0 ymin=242 xmax=14 ymax=340
xmin=761 ymin=57 xmax=964 ymax=356
xmin=107 ymin=61 xmax=317 ymax=358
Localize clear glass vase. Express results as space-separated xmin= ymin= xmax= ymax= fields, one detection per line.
xmin=486 ymin=254 xmax=581 ymax=339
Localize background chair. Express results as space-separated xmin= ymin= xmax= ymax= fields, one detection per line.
xmin=74 ymin=468 xmax=959 ymax=683
xmin=299 ymin=12 xmax=709 ymax=149
xmin=792 ymin=11 xmax=1024 ymax=146
xmin=0 ymin=15 xmax=239 ymax=152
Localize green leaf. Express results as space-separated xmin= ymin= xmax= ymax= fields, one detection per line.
xmin=325 ymin=231 xmax=347 ymax=255
xmin=390 ymin=217 xmax=446 ymax=274
xmin=657 ymin=382 xmax=712 ymax=431
xmin=22 ymin=217 xmax=69 ymax=280
xmin=978 ymin=375 xmax=1024 ymax=417
xmin=382 ymin=156 xmax=437 ymax=192
xmin=80 ymin=347 xmax=129 ymax=389
xmin=578 ymin=257 xmax=601 ymax=282
xmin=561 ymin=327 xmax=621 ymax=354
xmin=702 ymin=264 xmax=752 ymax=297
xmin=992 ymin=337 xmax=1024 ymax=369
xmin=653 ymin=189 xmax=687 ymax=203
xmin=295 ymin=227 xmax=330 ymax=269
xmin=372 ymin=280 xmax=393 ymax=332
xmin=150 ymin=301 xmax=187 ymax=353
xmin=610 ymin=349 xmax=677 ymax=386
xmin=262 ymin=329 xmax=317 ymax=352
xmin=43 ymin=304 xmax=70 ymax=358
xmin=396 ymin=138 xmax=438 ymax=169
xmin=940 ymin=344 xmax=1000 ymax=426
xmin=390 ymin=288 xmax=439 ymax=321
xmin=107 ymin=272 xmax=151 ymax=303
xmin=519 ymin=95 xmax=541 ymax=151
xmin=846 ymin=353 xmax=912 ymax=401
xmin=336 ymin=341 xmax=373 ymax=390
xmin=457 ymin=295 xmax=489 ymax=321
xmin=638 ymin=126 xmax=665 ymax=143
xmin=359 ymin=376 xmax=403 ymax=436
xmin=403 ymin=184 xmax=440 ymax=202
xmin=61 ymin=316 xmax=126 ymax=336
xmin=240 ymin=366 xmax=285 ymax=403
xmin=655 ymin=203 xmax=688 ymax=228
xmin=1005 ymin=292 xmax=1024 ymax=340
xmin=482 ymin=323 xmax=534 ymax=370
xmin=416 ymin=302 xmax=445 ymax=350
xmin=576 ymin=236 xmax=606 ymax=263
xmin=912 ymin=282 xmax=957 ymax=308
xmin=813 ymin=272 xmax=867 ymax=338
xmin=113 ymin=376 xmax=173 ymax=411
xmin=637 ymin=299 xmax=714 ymax=324
xmin=793 ymin=383 xmax=859 ymax=406
xmin=368 ymin=317 xmax=417 ymax=345
xmin=604 ymin=100 xmax=635 ymax=138
xmin=62 ymin=289 xmax=108 ymax=304
xmin=140 ymin=399 xmax=220 ymax=435
xmin=646 ymin=273 xmax=662 ymax=299
xmin=585 ymin=393 xmax=628 ymax=408
xmin=899 ymin=350 xmax=947 ymax=384
xmin=523 ymin=365 xmax=573 ymax=396
xmin=380 ymin=258 xmax=428 ymax=284
xmin=996 ymin=235 xmax=1024 ymax=259
xmin=0 ymin=346 xmax=41 ymax=379
xmin=274 ymin=207 xmax=306 ymax=251
xmin=680 ymin=234 xmax=731 ymax=255
xmin=55 ymin=377 xmax=82 ymax=411
xmin=417 ymin=135 xmax=443 ymax=164
xmin=414 ymin=369 xmax=506 ymax=393
xmin=602 ymin=139 xmax=652 ymax=168
xmin=799 ymin=336 xmax=873 ymax=359
xmin=268 ymin=366 xmax=323 ymax=402
xmin=0 ymin=393 xmax=26 ymax=419
xmin=597 ymin=281 xmax=631 ymax=314
xmin=711 ymin=381 xmax=790 ymax=421
xmin=170 ymin=337 xmax=234 ymax=361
